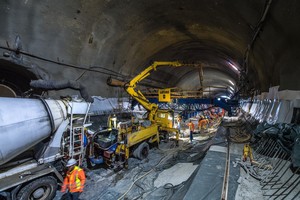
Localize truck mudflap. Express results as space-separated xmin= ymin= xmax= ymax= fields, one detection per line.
xmin=0 ymin=162 xmax=63 ymax=192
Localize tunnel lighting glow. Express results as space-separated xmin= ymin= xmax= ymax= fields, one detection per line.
xmin=228 ymin=89 xmax=234 ymax=94
xmin=217 ymin=98 xmax=221 ymax=101
xmin=228 ymin=80 xmax=235 ymax=86
xmin=228 ymin=61 xmax=239 ymax=72
xmin=228 ymin=87 xmax=234 ymax=92
xmin=220 ymin=95 xmax=230 ymax=99
xmin=229 ymin=86 xmax=234 ymax=91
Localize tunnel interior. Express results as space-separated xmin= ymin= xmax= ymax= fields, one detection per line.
xmin=1 ymin=0 xmax=299 ymax=99
xmin=1 ymin=1 xmax=300 ymax=200
xmin=0 ymin=59 xmax=40 ymax=97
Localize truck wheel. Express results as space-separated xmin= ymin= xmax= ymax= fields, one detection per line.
xmin=134 ymin=142 xmax=149 ymax=160
xmin=164 ymin=132 xmax=170 ymax=143
xmin=17 ymin=176 xmax=57 ymax=200
xmin=160 ymin=131 xmax=169 ymax=143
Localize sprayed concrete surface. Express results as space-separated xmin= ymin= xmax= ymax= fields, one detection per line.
xmin=235 ymin=169 xmax=266 ymax=200
xmin=154 ymin=163 xmax=198 ymax=188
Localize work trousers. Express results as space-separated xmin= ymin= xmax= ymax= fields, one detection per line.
xmin=190 ymin=131 xmax=193 ymax=142
xmin=66 ymin=192 xmax=81 ymax=200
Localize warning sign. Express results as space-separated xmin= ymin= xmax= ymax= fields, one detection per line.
xmin=158 ymin=89 xmax=171 ymax=102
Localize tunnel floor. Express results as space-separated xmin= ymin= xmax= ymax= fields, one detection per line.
xmin=53 ymin=119 xmax=299 ymax=200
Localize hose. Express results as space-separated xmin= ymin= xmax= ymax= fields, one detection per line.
xmin=117 ymin=167 xmax=153 ymax=200
xmin=30 ymin=79 xmax=93 ymax=102
xmin=117 ymin=147 xmax=184 ymax=200
xmin=229 ymin=127 xmax=252 ymax=143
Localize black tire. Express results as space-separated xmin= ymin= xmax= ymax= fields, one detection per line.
xmin=0 ymin=193 xmax=9 ymax=200
xmin=123 ymin=160 xmax=128 ymax=169
xmin=159 ymin=131 xmax=169 ymax=143
xmin=134 ymin=142 xmax=149 ymax=160
xmin=164 ymin=132 xmax=170 ymax=143
xmin=86 ymin=156 xmax=96 ymax=169
xmin=17 ymin=176 xmax=57 ymax=200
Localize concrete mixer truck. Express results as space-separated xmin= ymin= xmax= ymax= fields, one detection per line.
xmin=0 ymin=97 xmax=91 ymax=200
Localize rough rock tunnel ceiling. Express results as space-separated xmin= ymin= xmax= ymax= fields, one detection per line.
xmin=0 ymin=0 xmax=300 ymax=99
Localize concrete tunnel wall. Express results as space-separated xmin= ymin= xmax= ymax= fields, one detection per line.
xmin=241 ymin=86 xmax=300 ymax=125
xmin=0 ymin=1 xmax=300 ymax=99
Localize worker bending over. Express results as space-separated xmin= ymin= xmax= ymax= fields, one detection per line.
xmin=242 ymin=143 xmax=253 ymax=163
xmin=61 ymin=158 xmax=86 ymax=200
xmin=198 ymin=116 xmax=209 ymax=130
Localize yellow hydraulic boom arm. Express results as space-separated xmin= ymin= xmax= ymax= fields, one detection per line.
xmin=126 ymin=61 xmax=182 ymax=122
xmin=107 ymin=61 xmax=183 ymax=122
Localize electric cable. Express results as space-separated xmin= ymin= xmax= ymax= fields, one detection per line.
xmin=117 ymin=145 xmax=189 ymax=200
xmin=228 ymin=127 xmax=252 ymax=143
xmin=0 ymin=45 xmax=125 ymax=78
xmin=118 ymin=159 xmax=160 ymax=199
xmin=1 ymin=45 xmax=179 ymax=89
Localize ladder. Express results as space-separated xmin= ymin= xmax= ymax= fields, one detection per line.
xmin=70 ymin=125 xmax=85 ymax=166
xmin=67 ymin=101 xmax=91 ymax=166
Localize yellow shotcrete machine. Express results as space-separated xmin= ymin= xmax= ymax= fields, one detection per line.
xmin=98 ymin=61 xmax=183 ymax=169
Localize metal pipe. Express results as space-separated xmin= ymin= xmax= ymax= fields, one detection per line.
xmin=274 ymin=174 xmax=300 ymax=199
xmin=291 ymin=187 xmax=300 ymax=200
xmin=261 ymin=150 xmax=285 ymax=184
xmin=272 ymin=168 xmax=300 ymax=199
xmin=261 ymin=157 xmax=291 ymax=189
xmin=243 ymin=0 xmax=273 ymax=74
xmin=269 ymin=163 xmax=291 ymax=189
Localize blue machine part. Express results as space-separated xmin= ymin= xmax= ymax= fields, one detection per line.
xmin=147 ymin=98 xmax=238 ymax=111
xmin=109 ymin=143 xmax=118 ymax=152
xmin=89 ymin=143 xmax=118 ymax=164
xmin=89 ymin=155 xmax=104 ymax=164
xmin=145 ymin=98 xmax=239 ymax=118
xmin=83 ymin=134 xmax=88 ymax=147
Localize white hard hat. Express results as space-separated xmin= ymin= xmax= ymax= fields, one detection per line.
xmin=66 ymin=158 xmax=77 ymax=167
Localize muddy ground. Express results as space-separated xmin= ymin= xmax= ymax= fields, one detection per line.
xmin=54 ymin=129 xmax=217 ymax=200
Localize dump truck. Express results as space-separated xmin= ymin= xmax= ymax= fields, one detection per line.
xmin=0 ymin=97 xmax=91 ymax=199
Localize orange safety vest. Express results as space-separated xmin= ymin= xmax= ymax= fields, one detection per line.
xmin=198 ymin=119 xmax=208 ymax=129
xmin=218 ymin=109 xmax=225 ymax=117
xmin=188 ymin=122 xmax=195 ymax=131
xmin=61 ymin=166 xmax=86 ymax=193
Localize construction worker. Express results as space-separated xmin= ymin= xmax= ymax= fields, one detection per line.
xmin=218 ymin=108 xmax=225 ymax=117
xmin=209 ymin=109 xmax=218 ymax=119
xmin=243 ymin=143 xmax=253 ymax=163
xmin=198 ymin=116 xmax=209 ymax=130
xmin=61 ymin=158 xmax=86 ymax=200
xmin=188 ymin=120 xmax=195 ymax=143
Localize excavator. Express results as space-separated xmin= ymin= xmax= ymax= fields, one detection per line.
xmin=98 ymin=61 xmax=183 ymax=167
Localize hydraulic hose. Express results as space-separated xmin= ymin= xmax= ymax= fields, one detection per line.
xmin=30 ymin=79 xmax=94 ymax=102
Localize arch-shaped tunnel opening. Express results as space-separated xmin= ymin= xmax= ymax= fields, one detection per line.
xmin=0 ymin=59 xmax=41 ymax=97
xmin=139 ymin=40 xmax=241 ymax=96
xmin=1 ymin=0 xmax=289 ymax=99
xmin=0 ymin=1 xmax=300 ymax=200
